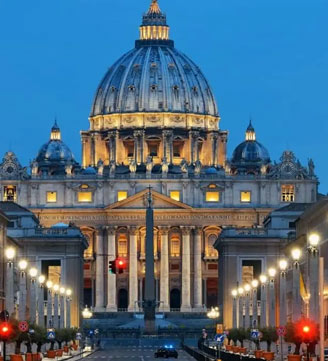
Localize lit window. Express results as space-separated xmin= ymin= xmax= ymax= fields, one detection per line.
xmin=3 ymin=185 xmax=17 ymax=201
xmin=117 ymin=191 xmax=128 ymax=202
xmin=281 ymin=185 xmax=295 ymax=202
xmin=170 ymin=191 xmax=180 ymax=202
xmin=241 ymin=191 xmax=251 ymax=203
xmin=118 ymin=235 xmax=128 ymax=257
xmin=171 ymin=238 xmax=180 ymax=257
xmin=47 ymin=191 xmax=57 ymax=203
xmin=78 ymin=192 xmax=92 ymax=203
xmin=206 ymin=191 xmax=219 ymax=202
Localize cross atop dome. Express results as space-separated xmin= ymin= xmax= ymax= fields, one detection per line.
xmin=147 ymin=0 xmax=161 ymax=15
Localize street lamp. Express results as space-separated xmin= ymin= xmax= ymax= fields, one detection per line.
xmin=53 ymin=285 xmax=60 ymax=328
xmin=238 ymin=287 xmax=244 ymax=328
xmin=18 ymin=260 xmax=28 ymax=271
xmin=267 ymin=268 xmax=276 ymax=326
xmin=38 ymin=275 xmax=46 ymax=327
xmin=291 ymin=248 xmax=302 ymax=321
xmin=66 ymin=289 xmax=72 ymax=328
xmin=279 ymin=259 xmax=288 ymax=326
xmin=46 ymin=281 xmax=53 ymax=289
xmin=268 ymin=268 xmax=277 ymax=278
xmin=38 ymin=275 xmax=46 ymax=284
xmin=259 ymin=274 xmax=267 ymax=327
xmin=308 ymin=233 xmax=320 ymax=248
xmin=46 ymin=281 xmax=53 ymax=328
xmin=18 ymin=260 xmax=28 ymax=321
xmin=59 ymin=287 xmax=66 ymax=328
xmin=251 ymin=280 xmax=259 ymax=328
xmin=244 ymin=284 xmax=251 ymax=328
xmin=82 ymin=306 xmax=93 ymax=319
xmin=29 ymin=268 xmax=38 ymax=278
xmin=5 ymin=247 xmax=16 ymax=261
xmin=29 ymin=268 xmax=38 ymax=323
xmin=308 ymin=233 xmax=320 ymax=322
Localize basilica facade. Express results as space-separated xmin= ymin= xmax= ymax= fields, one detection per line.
xmin=0 ymin=0 xmax=318 ymax=314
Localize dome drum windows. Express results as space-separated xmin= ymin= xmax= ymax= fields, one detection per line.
xmin=3 ymin=185 xmax=17 ymax=202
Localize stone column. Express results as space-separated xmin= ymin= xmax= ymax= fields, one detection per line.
xmin=218 ymin=131 xmax=228 ymax=167
xmin=159 ymin=227 xmax=170 ymax=311
xmin=163 ymin=130 xmax=173 ymax=163
xmin=211 ymin=132 xmax=219 ymax=166
xmin=193 ymin=227 xmax=203 ymax=310
xmin=91 ymin=135 xmax=96 ymax=166
xmin=95 ymin=227 xmax=105 ymax=311
xmin=245 ymin=288 xmax=251 ymax=329
xmin=19 ymin=270 xmax=27 ymax=321
xmin=128 ymin=227 xmax=138 ymax=311
xmin=107 ymin=226 xmax=117 ymax=312
xmin=81 ymin=134 xmax=88 ymax=168
xmin=238 ymin=294 xmax=244 ymax=328
xmin=181 ymin=226 xmax=191 ymax=311
xmin=190 ymin=131 xmax=199 ymax=163
xmin=252 ymin=286 xmax=258 ymax=328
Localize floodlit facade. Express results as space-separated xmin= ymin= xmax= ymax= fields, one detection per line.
xmin=0 ymin=0 xmax=319 ymax=314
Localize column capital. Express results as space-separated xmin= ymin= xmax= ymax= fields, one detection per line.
xmin=106 ymin=226 xmax=117 ymax=235
xmin=129 ymin=226 xmax=138 ymax=235
xmin=158 ymin=226 xmax=170 ymax=235
xmin=194 ymin=226 xmax=203 ymax=236
xmin=181 ymin=226 xmax=193 ymax=236
xmin=96 ymin=226 xmax=106 ymax=234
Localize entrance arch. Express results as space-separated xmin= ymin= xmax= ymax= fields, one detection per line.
xmin=170 ymin=289 xmax=181 ymax=310
xmin=118 ymin=289 xmax=128 ymax=310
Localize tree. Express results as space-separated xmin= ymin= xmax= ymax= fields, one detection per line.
xmin=285 ymin=322 xmax=302 ymax=355
xmin=237 ymin=328 xmax=248 ymax=347
xmin=30 ymin=325 xmax=47 ymax=353
xmin=260 ymin=327 xmax=278 ymax=351
xmin=228 ymin=328 xmax=239 ymax=345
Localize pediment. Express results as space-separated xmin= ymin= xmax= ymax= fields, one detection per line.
xmin=106 ymin=189 xmax=192 ymax=210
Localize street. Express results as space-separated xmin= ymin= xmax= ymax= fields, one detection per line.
xmin=83 ymin=347 xmax=195 ymax=360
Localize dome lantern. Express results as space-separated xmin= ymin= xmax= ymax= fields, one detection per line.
xmin=245 ymin=120 xmax=256 ymax=141
xmin=138 ymin=0 xmax=171 ymax=45
xmin=50 ymin=119 xmax=61 ymax=141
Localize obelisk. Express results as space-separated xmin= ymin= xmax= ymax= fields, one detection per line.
xmin=144 ymin=186 xmax=156 ymax=333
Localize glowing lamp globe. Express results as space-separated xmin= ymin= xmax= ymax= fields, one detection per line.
xmin=46 ymin=281 xmax=53 ymax=289
xmin=251 ymin=279 xmax=259 ymax=288
xmin=29 ymin=268 xmax=38 ymax=278
xmin=18 ymin=260 xmax=28 ymax=271
xmin=238 ymin=287 xmax=244 ymax=295
xmin=291 ymin=248 xmax=301 ymax=261
xmin=244 ymin=284 xmax=251 ymax=292
xmin=5 ymin=247 xmax=16 ymax=260
xmin=231 ymin=289 xmax=238 ymax=297
xmin=309 ymin=233 xmax=319 ymax=247
xmin=279 ymin=259 xmax=288 ymax=271
xmin=260 ymin=274 xmax=267 ymax=284
xmin=268 ymin=268 xmax=277 ymax=278
xmin=38 ymin=275 xmax=46 ymax=284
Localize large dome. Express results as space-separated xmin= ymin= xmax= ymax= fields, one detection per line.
xmin=90 ymin=1 xmax=218 ymax=119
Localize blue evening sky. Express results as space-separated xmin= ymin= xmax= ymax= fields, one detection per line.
xmin=0 ymin=0 xmax=327 ymax=191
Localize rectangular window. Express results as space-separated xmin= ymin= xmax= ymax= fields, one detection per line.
xmin=171 ymin=239 xmax=180 ymax=257
xmin=206 ymin=191 xmax=219 ymax=202
xmin=148 ymin=144 xmax=158 ymax=157
xmin=46 ymin=191 xmax=57 ymax=203
xmin=170 ymin=191 xmax=180 ymax=202
xmin=118 ymin=238 xmax=128 ymax=257
xmin=78 ymin=192 xmax=92 ymax=203
xmin=3 ymin=185 xmax=17 ymax=202
xmin=281 ymin=185 xmax=295 ymax=202
xmin=240 ymin=191 xmax=251 ymax=203
xmin=117 ymin=191 xmax=128 ymax=202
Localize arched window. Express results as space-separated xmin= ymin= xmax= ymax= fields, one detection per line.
xmin=170 ymin=236 xmax=180 ymax=257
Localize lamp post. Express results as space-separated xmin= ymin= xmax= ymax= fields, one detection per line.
xmin=259 ymin=274 xmax=267 ymax=327
xmin=53 ymin=284 xmax=60 ymax=329
xmin=268 ymin=268 xmax=277 ymax=327
xmin=46 ymin=280 xmax=53 ymax=328
xmin=66 ymin=289 xmax=72 ymax=328
xmin=291 ymin=248 xmax=302 ymax=321
xmin=251 ymin=280 xmax=259 ymax=328
xmin=5 ymin=247 xmax=16 ymax=316
xmin=18 ymin=259 xmax=28 ymax=321
xmin=29 ymin=268 xmax=38 ymax=324
xmin=38 ymin=275 xmax=45 ymax=327
xmin=59 ymin=287 xmax=66 ymax=328
xmin=82 ymin=306 xmax=93 ymax=319
xmin=207 ymin=307 xmax=220 ymax=359
xmin=231 ymin=289 xmax=238 ymax=328
xmin=238 ymin=287 xmax=244 ymax=328
xmin=279 ymin=259 xmax=288 ymax=326
xmin=244 ymin=284 xmax=251 ymax=329
xmin=308 ymin=233 xmax=320 ymax=322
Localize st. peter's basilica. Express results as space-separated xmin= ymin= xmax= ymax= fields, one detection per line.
xmin=0 ymin=0 xmax=318 ymax=318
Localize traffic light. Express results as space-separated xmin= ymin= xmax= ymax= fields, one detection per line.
xmin=116 ymin=258 xmax=126 ymax=274
xmin=0 ymin=322 xmax=12 ymax=341
xmin=109 ymin=260 xmax=116 ymax=274
xmin=295 ymin=318 xmax=319 ymax=343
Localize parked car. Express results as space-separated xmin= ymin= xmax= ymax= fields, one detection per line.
xmin=154 ymin=346 xmax=178 ymax=358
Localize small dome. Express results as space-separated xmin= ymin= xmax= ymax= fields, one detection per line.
xmin=231 ymin=121 xmax=270 ymax=172
xmin=205 ymin=167 xmax=218 ymax=174
xmin=52 ymin=222 xmax=69 ymax=228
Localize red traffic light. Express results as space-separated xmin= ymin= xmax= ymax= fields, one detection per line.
xmin=0 ymin=322 xmax=12 ymax=340
xmin=294 ymin=318 xmax=319 ymax=343
xmin=303 ymin=326 xmax=310 ymax=334
xmin=116 ymin=258 xmax=127 ymax=274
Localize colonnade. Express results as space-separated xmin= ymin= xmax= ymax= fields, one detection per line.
xmin=82 ymin=129 xmax=226 ymax=168
xmin=94 ymin=225 xmax=205 ymax=312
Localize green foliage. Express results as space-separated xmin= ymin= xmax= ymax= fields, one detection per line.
xmin=228 ymin=328 xmax=239 ymax=344
xmin=260 ymin=327 xmax=278 ymax=351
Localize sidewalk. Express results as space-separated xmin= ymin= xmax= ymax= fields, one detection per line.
xmin=41 ymin=349 xmax=96 ymax=361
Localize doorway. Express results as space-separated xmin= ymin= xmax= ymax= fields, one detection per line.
xmin=118 ymin=289 xmax=128 ymax=310
xmin=170 ymin=289 xmax=181 ymax=310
